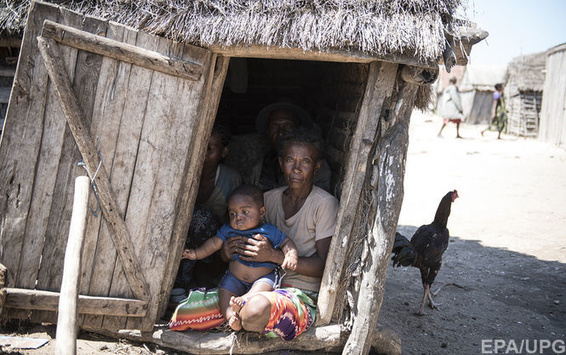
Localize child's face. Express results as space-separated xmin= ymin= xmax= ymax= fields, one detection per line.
xmin=228 ymin=195 xmax=265 ymax=231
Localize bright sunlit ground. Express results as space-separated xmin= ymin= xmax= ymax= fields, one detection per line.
xmin=398 ymin=110 xmax=566 ymax=263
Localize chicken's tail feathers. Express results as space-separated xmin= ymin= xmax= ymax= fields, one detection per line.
xmin=391 ymin=232 xmax=416 ymax=267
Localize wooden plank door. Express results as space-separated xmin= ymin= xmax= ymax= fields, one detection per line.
xmin=0 ymin=1 xmax=228 ymax=331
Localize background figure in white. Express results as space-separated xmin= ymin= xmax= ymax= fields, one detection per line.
xmin=438 ymin=76 xmax=464 ymax=138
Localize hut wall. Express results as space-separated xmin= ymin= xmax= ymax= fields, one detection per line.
xmin=0 ymin=1 xmax=224 ymax=331
xmin=459 ymin=89 xmax=492 ymax=124
xmin=507 ymin=90 xmax=542 ymax=137
xmin=540 ymin=44 xmax=566 ymax=147
xmin=314 ymin=63 xmax=369 ymax=196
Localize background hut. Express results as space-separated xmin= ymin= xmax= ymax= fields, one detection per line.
xmin=505 ymin=51 xmax=546 ymax=138
xmin=539 ymin=43 xmax=566 ymax=148
xmin=0 ymin=1 xmax=486 ymax=354
xmin=457 ymin=64 xmax=507 ymax=124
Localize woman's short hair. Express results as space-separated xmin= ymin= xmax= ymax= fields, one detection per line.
xmin=276 ymin=127 xmax=324 ymax=162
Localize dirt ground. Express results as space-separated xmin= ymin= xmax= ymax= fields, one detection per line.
xmin=1 ymin=111 xmax=565 ymax=354
xmin=378 ymin=111 xmax=566 ymax=355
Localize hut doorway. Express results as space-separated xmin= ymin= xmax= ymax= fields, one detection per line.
xmin=170 ymin=56 xmax=376 ymax=327
xmin=216 ymin=58 xmax=370 ymax=196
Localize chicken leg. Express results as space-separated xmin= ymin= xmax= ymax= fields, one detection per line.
xmin=416 ymin=284 xmax=440 ymax=315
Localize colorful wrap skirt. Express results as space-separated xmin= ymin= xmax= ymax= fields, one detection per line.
xmin=168 ymin=287 xmax=317 ymax=341
xmin=260 ymin=288 xmax=317 ymax=341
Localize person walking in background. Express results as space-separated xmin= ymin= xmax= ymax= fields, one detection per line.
xmin=438 ymin=76 xmax=464 ymax=138
xmin=482 ymin=83 xmax=507 ymax=139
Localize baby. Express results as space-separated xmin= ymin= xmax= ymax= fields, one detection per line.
xmin=183 ymin=184 xmax=298 ymax=330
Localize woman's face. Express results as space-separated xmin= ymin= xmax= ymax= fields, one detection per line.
xmin=203 ymin=132 xmax=226 ymax=169
xmin=279 ymin=142 xmax=321 ymax=190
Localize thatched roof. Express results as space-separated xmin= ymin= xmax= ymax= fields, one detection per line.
xmin=459 ymin=64 xmax=507 ymax=92
xmin=1 ymin=0 xmax=485 ymax=65
xmin=505 ymin=51 xmax=546 ymax=94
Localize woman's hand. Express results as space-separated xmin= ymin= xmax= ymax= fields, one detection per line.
xmin=239 ymin=234 xmax=285 ymax=265
xmin=221 ymin=237 xmax=246 ymax=261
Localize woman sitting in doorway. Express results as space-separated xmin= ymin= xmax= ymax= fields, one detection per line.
xmin=223 ymin=128 xmax=339 ymax=340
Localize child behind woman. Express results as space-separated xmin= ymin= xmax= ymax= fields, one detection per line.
xmin=184 ymin=184 xmax=298 ymax=330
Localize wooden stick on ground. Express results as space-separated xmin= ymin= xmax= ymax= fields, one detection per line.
xmin=56 ymin=176 xmax=90 ymax=355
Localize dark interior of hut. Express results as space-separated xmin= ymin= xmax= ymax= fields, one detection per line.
xmin=215 ymin=57 xmax=370 ymax=197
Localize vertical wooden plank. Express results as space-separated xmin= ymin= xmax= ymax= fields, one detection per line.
xmin=100 ymin=29 xmax=162 ymax=331
xmin=79 ymin=22 xmax=134 ymax=330
xmin=343 ymin=80 xmax=418 ymax=355
xmin=79 ymin=21 xmax=127 ymax=295
xmin=0 ymin=1 xmax=60 ymax=289
xmin=36 ymin=12 xmax=107 ymax=292
xmin=156 ymin=54 xmax=230 ymax=319
xmin=317 ymin=61 xmax=398 ymax=325
xmin=15 ymin=6 xmax=82 ymax=293
xmin=127 ymin=44 xmax=217 ymax=330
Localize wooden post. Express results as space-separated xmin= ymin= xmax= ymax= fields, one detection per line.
xmin=56 ymin=176 xmax=90 ymax=355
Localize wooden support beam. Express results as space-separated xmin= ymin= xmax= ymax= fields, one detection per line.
xmin=207 ymin=44 xmax=438 ymax=69
xmin=56 ymin=176 xmax=90 ymax=355
xmin=317 ymin=61 xmax=398 ymax=326
xmin=97 ymin=325 xmax=400 ymax=355
xmin=342 ymin=81 xmax=417 ymax=355
xmin=4 ymin=288 xmax=147 ymax=317
xmin=41 ymin=19 xmax=203 ymax=81
xmin=36 ymin=36 xmax=150 ymax=301
xmin=114 ymin=324 xmax=344 ymax=354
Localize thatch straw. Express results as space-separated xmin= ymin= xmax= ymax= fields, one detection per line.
xmin=1 ymin=0 xmax=468 ymax=63
xmin=505 ymin=51 xmax=546 ymax=94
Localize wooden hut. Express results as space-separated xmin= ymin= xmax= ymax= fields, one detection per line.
xmin=539 ymin=43 xmax=566 ymax=148
xmin=457 ymin=64 xmax=507 ymax=124
xmin=505 ymin=51 xmax=546 ymax=138
xmin=0 ymin=1 xmax=486 ymax=353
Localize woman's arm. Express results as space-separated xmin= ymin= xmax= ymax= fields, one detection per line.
xmin=292 ymin=236 xmax=331 ymax=278
xmin=280 ymin=237 xmax=298 ymax=271
xmin=238 ymin=234 xmax=332 ymax=278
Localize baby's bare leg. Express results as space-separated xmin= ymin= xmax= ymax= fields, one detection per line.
xmin=229 ymin=281 xmax=273 ymax=331
xmin=219 ymin=288 xmax=236 ymax=323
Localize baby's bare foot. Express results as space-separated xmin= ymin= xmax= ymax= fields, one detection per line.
xmin=230 ymin=296 xmax=246 ymax=313
xmin=228 ymin=313 xmax=242 ymax=331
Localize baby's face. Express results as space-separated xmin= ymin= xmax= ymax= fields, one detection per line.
xmin=228 ymin=195 xmax=265 ymax=231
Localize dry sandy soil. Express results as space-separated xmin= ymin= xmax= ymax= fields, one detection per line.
xmin=1 ymin=111 xmax=565 ymax=355
xmin=378 ymin=112 xmax=566 ymax=355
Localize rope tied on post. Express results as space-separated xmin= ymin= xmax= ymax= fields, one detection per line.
xmin=77 ymin=151 xmax=103 ymax=218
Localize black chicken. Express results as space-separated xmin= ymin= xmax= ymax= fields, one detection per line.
xmin=391 ymin=190 xmax=459 ymax=315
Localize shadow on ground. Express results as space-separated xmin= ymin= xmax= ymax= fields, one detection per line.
xmin=378 ymin=225 xmax=566 ymax=355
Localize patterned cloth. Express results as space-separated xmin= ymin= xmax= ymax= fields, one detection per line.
xmin=260 ymin=288 xmax=317 ymax=341
xmin=168 ymin=287 xmax=317 ymax=339
xmin=487 ymin=91 xmax=508 ymax=132
xmin=168 ymin=288 xmax=225 ymax=331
